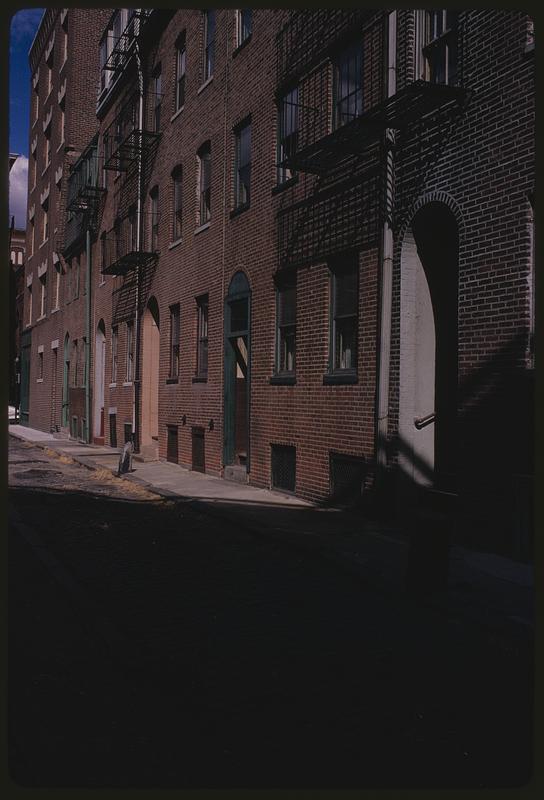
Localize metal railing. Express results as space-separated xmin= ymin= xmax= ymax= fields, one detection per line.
xmin=103 ymin=89 xmax=163 ymax=171
xmin=66 ymin=142 xmax=105 ymax=213
xmin=101 ymin=211 xmax=160 ymax=276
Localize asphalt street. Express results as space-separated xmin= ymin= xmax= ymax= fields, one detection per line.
xmin=8 ymin=438 xmax=533 ymax=789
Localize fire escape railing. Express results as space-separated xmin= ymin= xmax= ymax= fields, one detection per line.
xmin=102 ymin=89 xmax=162 ymax=172
xmin=103 ymin=9 xmax=152 ymax=79
xmin=63 ymin=139 xmax=105 ymax=255
xmin=101 ymin=211 xmax=160 ymax=276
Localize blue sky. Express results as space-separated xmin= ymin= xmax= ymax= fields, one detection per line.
xmin=9 ymin=8 xmax=44 ymax=227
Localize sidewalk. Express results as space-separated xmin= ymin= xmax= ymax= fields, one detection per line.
xmin=9 ymin=423 xmax=534 ymax=637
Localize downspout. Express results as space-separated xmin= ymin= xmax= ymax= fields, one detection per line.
xmin=376 ymin=10 xmax=397 ymax=474
xmin=133 ymin=34 xmax=144 ymax=452
xmin=85 ymin=226 xmax=92 ymax=442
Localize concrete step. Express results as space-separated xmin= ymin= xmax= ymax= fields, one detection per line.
xmin=224 ymin=465 xmax=248 ymax=484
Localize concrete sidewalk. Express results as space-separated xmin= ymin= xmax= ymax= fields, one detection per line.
xmin=9 ymin=422 xmax=534 ymax=635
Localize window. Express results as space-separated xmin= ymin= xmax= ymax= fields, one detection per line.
xmin=172 ymin=167 xmax=183 ymax=241
xmin=175 ymin=33 xmax=186 ymax=111
xmin=196 ymin=295 xmax=209 ymax=377
xmin=53 ymin=264 xmax=61 ymax=309
xmin=235 ymin=10 xmax=252 ymax=48
xmin=152 ymin=65 xmax=162 ymax=133
xmin=198 ymin=143 xmax=211 ymax=225
xmin=334 ymin=42 xmax=363 ymax=129
xmin=277 ymin=86 xmax=299 ymax=184
xmin=234 ymin=119 xmax=251 ymax=209
xmin=44 ymin=132 xmax=51 ymax=168
xmin=421 ymin=10 xmax=459 ymax=86
xmin=150 ymin=187 xmax=159 ymax=250
xmin=32 ymin=86 xmax=39 ymax=125
xmin=31 ymin=152 xmax=37 ymax=190
xmin=330 ymin=260 xmax=358 ymax=373
xmin=27 ymin=284 xmax=32 ymax=326
xmin=42 ymin=201 xmax=49 ymax=243
xmin=169 ymin=304 xmax=180 ymax=379
xmin=59 ymin=100 xmax=65 ymax=144
xmin=38 ymin=350 xmax=44 ymax=380
xmin=61 ymin=25 xmax=68 ymax=65
xmin=39 ymin=272 xmax=47 ymax=318
xmin=111 ymin=325 xmax=118 ymax=383
xmin=46 ymin=49 xmax=54 ymax=96
xmin=203 ymin=10 xmax=215 ymax=81
xmin=126 ymin=320 xmax=134 ymax=382
xmin=29 ymin=219 xmax=35 ymax=256
xmin=276 ymin=279 xmax=296 ymax=374
xmin=100 ymin=231 xmax=107 ymax=277
xmin=72 ymin=340 xmax=78 ymax=386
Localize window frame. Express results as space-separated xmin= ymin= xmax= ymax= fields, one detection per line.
xmin=277 ymin=86 xmax=299 ymax=185
xmin=169 ymin=304 xmax=180 ymax=379
xmin=175 ymin=32 xmax=186 ymax=112
xmin=235 ymin=9 xmax=252 ymax=49
xmin=152 ymin=64 xmax=162 ymax=133
xmin=333 ymin=41 xmax=363 ymax=130
xmin=111 ymin=325 xmax=118 ymax=384
xmin=420 ymin=9 xmax=459 ymax=86
xmin=203 ymin=10 xmax=215 ymax=82
xmin=234 ymin=118 xmax=251 ymax=211
xmin=125 ymin=320 xmax=134 ymax=383
xmin=150 ymin=187 xmax=159 ymax=251
xmin=39 ymin=271 xmax=47 ymax=318
xmin=275 ymin=277 xmax=296 ymax=376
xmin=198 ymin=143 xmax=211 ymax=226
xmin=196 ymin=295 xmax=209 ymax=378
xmin=328 ymin=257 xmax=359 ymax=379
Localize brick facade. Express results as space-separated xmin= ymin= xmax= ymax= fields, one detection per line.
xmin=22 ymin=10 xmax=535 ymax=558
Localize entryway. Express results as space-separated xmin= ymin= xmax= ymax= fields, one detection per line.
xmin=224 ymin=272 xmax=250 ymax=483
xmin=140 ymin=297 xmax=160 ymax=460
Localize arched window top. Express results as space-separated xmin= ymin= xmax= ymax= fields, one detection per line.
xmin=227 ymin=270 xmax=250 ymax=298
xmin=171 ymin=164 xmax=183 ymax=178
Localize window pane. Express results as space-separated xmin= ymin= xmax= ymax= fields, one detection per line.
xmin=334 ymin=269 xmax=357 ymax=317
xmin=279 ymin=285 xmax=296 ymax=326
xmin=230 ymin=297 xmax=248 ymax=332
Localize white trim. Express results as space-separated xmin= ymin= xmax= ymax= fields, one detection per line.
xmin=38 ymin=261 xmax=48 ymax=277
xmin=194 ymin=221 xmax=211 ymax=235
xmin=197 ymin=75 xmax=213 ymax=95
xmin=108 ymin=407 xmax=117 ymax=415
xmin=32 ymin=68 xmax=40 ymax=89
xmin=40 ymin=184 xmax=50 ymax=205
xmin=26 ymin=273 xmax=34 ymax=287
xmin=28 ymin=204 xmax=36 ymax=222
xmin=51 ymin=339 xmax=59 ymax=349
xmin=38 ymin=344 xmax=44 ymax=354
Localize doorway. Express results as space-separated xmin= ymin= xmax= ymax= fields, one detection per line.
xmin=224 ymin=272 xmax=250 ymax=472
xmin=398 ymin=202 xmax=458 ymax=491
xmin=141 ymin=297 xmax=160 ymax=459
xmin=62 ymin=332 xmax=70 ymax=429
xmin=93 ymin=320 xmax=106 ymax=444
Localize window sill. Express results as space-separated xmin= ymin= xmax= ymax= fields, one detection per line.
xmin=123 ymin=381 xmax=133 ymax=387
xmin=192 ymin=375 xmax=208 ymax=384
xmin=197 ymin=75 xmax=213 ymax=95
xmin=233 ymin=34 xmax=252 ymax=58
xmin=51 ymin=306 xmax=60 ymax=314
xmin=39 ymin=239 xmax=49 ymax=249
xmin=99 ymin=280 xmax=105 ymax=287
xmin=230 ymin=203 xmax=250 ymax=219
xmin=60 ymin=56 xmax=68 ymax=73
xmin=194 ymin=221 xmax=211 ymax=236
xmin=45 ymin=88 xmax=53 ymax=104
xmin=109 ymin=383 xmax=117 ymax=389
xmin=56 ymin=140 xmax=65 ymax=153
xmin=323 ymin=371 xmax=358 ymax=385
xmin=36 ymin=378 xmax=44 ymax=383
xmin=166 ymin=377 xmax=179 ymax=385
xmin=170 ymin=105 xmax=184 ymax=122
xmin=270 ymin=374 xmax=296 ymax=386
xmin=32 ymin=118 xmax=38 ymax=130
xmin=41 ymin=164 xmax=51 ymax=177
xmin=168 ymin=237 xmax=183 ymax=250
xmin=272 ymin=175 xmax=299 ymax=195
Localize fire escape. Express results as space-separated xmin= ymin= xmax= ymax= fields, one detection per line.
xmin=276 ymin=10 xmax=468 ymax=269
xmin=98 ymin=9 xmax=162 ymax=323
xmin=63 ymin=137 xmax=105 ymax=256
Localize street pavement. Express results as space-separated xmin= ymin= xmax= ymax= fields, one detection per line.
xmin=8 ymin=432 xmax=535 ymax=789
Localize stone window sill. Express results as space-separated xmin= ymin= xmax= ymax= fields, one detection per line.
xmin=197 ymin=75 xmax=213 ymax=95
xmin=270 ymin=374 xmax=296 ymax=386
xmin=166 ymin=377 xmax=179 ymax=385
xmin=194 ymin=221 xmax=211 ymax=236
xmin=169 ymin=238 xmax=183 ymax=250
xmin=192 ymin=375 xmax=207 ymax=384
xmin=171 ymin=106 xmax=184 ymax=123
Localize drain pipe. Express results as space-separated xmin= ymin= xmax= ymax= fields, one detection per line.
xmin=376 ymin=9 xmax=397 ymax=475
xmin=133 ymin=35 xmax=144 ymax=453
xmin=85 ymin=226 xmax=91 ymax=442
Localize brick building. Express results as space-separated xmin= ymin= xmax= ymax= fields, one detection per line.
xmin=9 ymin=219 xmax=25 ymax=411
xmin=22 ymin=10 xmax=535 ymax=558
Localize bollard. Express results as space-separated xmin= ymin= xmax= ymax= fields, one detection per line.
xmin=117 ymin=440 xmax=134 ymax=476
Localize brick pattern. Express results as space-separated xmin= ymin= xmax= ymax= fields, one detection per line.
xmin=22 ymin=10 xmax=534 ymax=536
